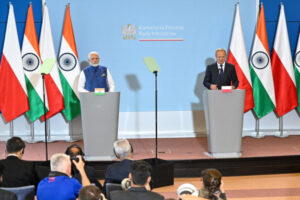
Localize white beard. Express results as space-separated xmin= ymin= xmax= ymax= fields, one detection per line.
xmin=89 ymin=62 xmax=99 ymax=67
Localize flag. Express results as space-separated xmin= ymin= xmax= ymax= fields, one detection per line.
xmin=294 ymin=32 xmax=300 ymax=112
xmin=39 ymin=3 xmax=64 ymax=120
xmin=22 ymin=4 xmax=45 ymax=122
xmin=227 ymin=3 xmax=254 ymax=113
xmin=0 ymin=3 xmax=29 ymax=122
xmin=271 ymin=4 xmax=298 ymax=117
xmin=249 ymin=4 xmax=276 ymax=119
xmin=58 ymin=4 xmax=81 ymax=121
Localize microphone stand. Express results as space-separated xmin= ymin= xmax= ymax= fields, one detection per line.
xmin=154 ymin=71 xmax=158 ymax=163
xmin=41 ymin=73 xmax=48 ymax=161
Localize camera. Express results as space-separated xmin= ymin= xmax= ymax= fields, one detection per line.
xmin=70 ymin=154 xmax=79 ymax=162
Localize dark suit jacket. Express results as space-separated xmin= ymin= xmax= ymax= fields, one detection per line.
xmin=203 ymin=62 xmax=239 ymax=89
xmin=0 ymin=189 xmax=17 ymax=200
xmin=110 ymin=187 xmax=164 ymax=200
xmin=103 ymin=159 xmax=132 ymax=195
xmin=73 ymin=165 xmax=102 ymax=190
xmin=0 ymin=156 xmax=38 ymax=188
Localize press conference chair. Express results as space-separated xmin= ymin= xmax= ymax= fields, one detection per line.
xmin=0 ymin=185 xmax=35 ymax=200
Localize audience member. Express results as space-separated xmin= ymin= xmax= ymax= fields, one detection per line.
xmin=0 ymin=163 xmax=17 ymax=200
xmin=110 ymin=160 xmax=164 ymax=200
xmin=199 ymin=168 xmax=226 ymax=200
xmin=37 ymin=153 xmax=90 ymax=200
xmin=0 ymin=137 xmax=38 ymax=187
xmin=103 ymin=139 xmax=133 ymax=195
xmin=79 ymin=185 xmax=106 ymax=200
xmin=65 ymin=144 xmax=102 ymax=189
xmin=177 ymin=169 xmax=226 ymax=200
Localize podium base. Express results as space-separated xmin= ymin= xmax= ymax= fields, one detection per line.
xmin=204 ymin=152 xmax=241 ymax=158
xmin=143 ymin=158 xmax=174 ymax=188
xmin=85 ymin=155 xmax=116 ymax=161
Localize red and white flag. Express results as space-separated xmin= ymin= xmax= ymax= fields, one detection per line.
xmin=0 ymin=3 xmax=29 ymax=122
xmin=271 ymin=4 xmax=298 ymax=117
xmin=39 ymin=3 xmax=64 ymax=120
xmin=227 ymin=3 xmax=254 ymax=113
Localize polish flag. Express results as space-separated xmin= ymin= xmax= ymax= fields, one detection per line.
xmin=0 ymin=3 xmax=29 ymax=122
xmin=227 ymin=3 xmax=254 ymax=113
xmin=271 ymin=4 xmax=298 ymax=117
xmin=39 ymin=3 xmax=64 ymax=120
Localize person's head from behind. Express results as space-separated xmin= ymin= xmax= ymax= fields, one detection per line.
xmin=50 ymin=153 xmax=72 ymax=176
xmin=65 ymin=144 xmax=84 ymax=162
xmin=201 ymin=168 xmax=222 ymax=197
xmin=129 ymin=160 xmax=152 ymax=187
xmin=6 ymin=136 xmax=25 ymax=158
xmin=79 ymin=185 xmax=103 ymax=200
xmin=113 ymin=139 xmax=132 ymax=160
xmin=88 ymin=51 xmax=100 ymax=67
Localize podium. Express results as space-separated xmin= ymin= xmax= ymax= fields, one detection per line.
xmin=79 ymin=92 xmax=120 ymax=161
xmin=203 ymin=89 xmax=245 ymax=158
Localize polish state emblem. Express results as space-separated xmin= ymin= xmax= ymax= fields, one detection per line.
xmin=122 ymin=24 xmax=137 ymax=40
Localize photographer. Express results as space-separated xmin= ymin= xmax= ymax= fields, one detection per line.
xmin=65 ymin=144 xmax=102 ymax=190
xmin=37 ymin=153 xmax=90 ymax=200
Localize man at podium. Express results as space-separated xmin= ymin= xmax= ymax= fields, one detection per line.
xmin=78 ymin=51 xmax=115 ymax=92
xmin=203 ymin=48 xmax=239 ymax=90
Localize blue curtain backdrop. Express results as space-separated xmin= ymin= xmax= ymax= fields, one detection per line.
xmin=261 ymin=0 xmax=300 ymax=58
xmin=0 ymin=0 xmax=42 ymax=62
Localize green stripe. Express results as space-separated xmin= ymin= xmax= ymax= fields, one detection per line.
xmin=250 ymin=65 xmax=275 ymax=118
xmin=25 ymin=75 xmax=46 ymax=122
xmin=294 ymin=65 xmax=300 ymax=112
xmin=59 ymin=70 xmax=81 ymax=121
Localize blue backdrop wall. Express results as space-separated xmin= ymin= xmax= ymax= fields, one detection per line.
xmin=262 ymin=0 xmax=300 ymax=58
xmin=1 ymin=1 xmax=299 ymax=113
xmin=45 ymin=0 xmax=256 ymax=112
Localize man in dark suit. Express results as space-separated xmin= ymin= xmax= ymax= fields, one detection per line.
xmin=103 ymin=139 xmax=133 ymax=196
xmin=0 ymin=163 xmax=17 ymax=200
xmin=0 ymin=137 xmax=38 ymax=188
xmin=203 ymin=48 xmax=239 ymax=90
xmin=110 ymin=160 xmax=164 ymax=200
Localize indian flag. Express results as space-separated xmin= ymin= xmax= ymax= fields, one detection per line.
xmin=249 ymin=4 xmax=276 ymax=119
xmin=0 ymin=3 xmax=29 ymax=122
xmin=294 ymin=32 xmax=300 ymax=112
xmin=58 ymin=4 xmax=81 ymax=121
xmin=227 ymin=3 xmax=254 ymax=113
xmin=22 ymin=4 xmax=45 ymax=122
xmin=271 ymin=3 xmax=298 ymax=117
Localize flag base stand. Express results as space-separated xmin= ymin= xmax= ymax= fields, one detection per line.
xmin=250 ymin=132 xmax=265 ymax=138
xmin=275 ymin=132 xmax=288 ymax=138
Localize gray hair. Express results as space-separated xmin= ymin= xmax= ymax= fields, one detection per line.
xmin=113 ymin=139 xmax=132 ymax=159
xmin=215 ymin=48 xmax=226 ymax=55
xmin=88 ymin=51 xmax=99 ymax=59
xmin=50 ymin=153 xmax=70 ymax=172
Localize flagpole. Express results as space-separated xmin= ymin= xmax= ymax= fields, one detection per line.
xmin=276 ymin=116 xmax=287 ymax=138
xmin=42 ymin=73 xmax=48 ymax=161
xmin=9 ymin=121 xmax=13 ymax=137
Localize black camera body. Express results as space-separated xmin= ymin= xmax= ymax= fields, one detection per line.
xmin=70 ymin=154 xmax=79 ymax=163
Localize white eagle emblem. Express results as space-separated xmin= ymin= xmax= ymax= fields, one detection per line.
xmin=122 ymin=24 xmax=137 ymax=40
